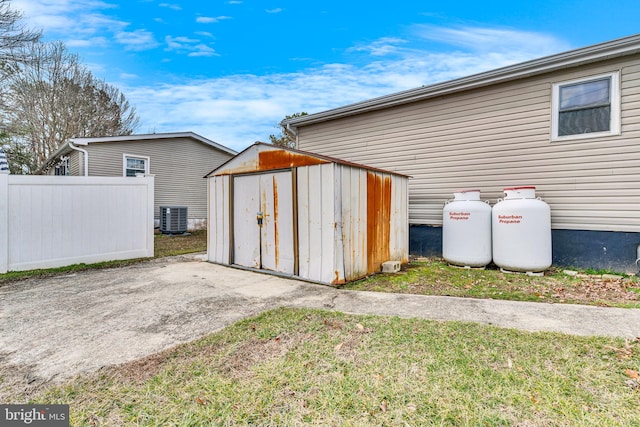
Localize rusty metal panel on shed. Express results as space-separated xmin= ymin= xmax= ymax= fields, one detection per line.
xmin=209 ymin=143 xmax=330 ymax=176
xmin=366 ymin=171 xmax=392 ymax=274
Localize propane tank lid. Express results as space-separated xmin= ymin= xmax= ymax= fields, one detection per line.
xmin=453 ymin=189 xmax=481 ymax=201
xmin=503 ymin=186 xmax=536 ymax=199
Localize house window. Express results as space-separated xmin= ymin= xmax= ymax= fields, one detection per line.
xmin=123 ymin=154 xmax=150 ymax=177
xmin=551 ymin=72 xmax=620 ymax=140
xmin=54 ymin=157 xmax=70 ymax=176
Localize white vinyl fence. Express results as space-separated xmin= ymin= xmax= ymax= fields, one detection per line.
xmin=0 ymin=174 xmax=154 ymax=273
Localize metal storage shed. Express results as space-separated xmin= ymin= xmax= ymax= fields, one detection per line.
xmin=205 ymin=142 xmax=409 ymax=285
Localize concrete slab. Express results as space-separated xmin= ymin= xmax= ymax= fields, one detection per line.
xmin=0 ymin=255 xmax=639 ymax=395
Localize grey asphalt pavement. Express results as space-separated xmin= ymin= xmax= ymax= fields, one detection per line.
xmin=1 ymin=254 xmax=639 ymax=396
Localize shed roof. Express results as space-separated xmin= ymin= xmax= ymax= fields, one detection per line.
xmin=205 ymin=142 xmax=410 ymax=178
xmin=284 ymin=33 xmax=640 ymax=130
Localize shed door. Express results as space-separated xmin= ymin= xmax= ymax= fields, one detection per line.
xmin=233 ymin=175 xmax=261 ymax=268
xmin=233 ymin=171 xmax=295 ymax=274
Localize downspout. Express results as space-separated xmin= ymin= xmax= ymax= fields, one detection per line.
xmin=68 ymin=142 xmax=88 ymax=176
xmin=285 ymin=123 xmax=298 ymax=148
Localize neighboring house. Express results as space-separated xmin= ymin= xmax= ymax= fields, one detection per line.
xmin=284 ymin=34 xmax=640 ymax=273
xmin=38 ymin=132 xmax=237 ymax=230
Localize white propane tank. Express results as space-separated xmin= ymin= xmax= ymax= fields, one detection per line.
xmin=442 ymin=189 xmax=492 ymax=268
xmin=492 ymin=186 xmax=551 ymax=273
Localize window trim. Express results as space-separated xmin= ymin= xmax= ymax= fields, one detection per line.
xmin=551 ymin=71 xmax=620 ymax=141
xmin=123 ymin=154 xmax=150 ymax=177
xmin=54 ymin=156 xmax=70 ymax=176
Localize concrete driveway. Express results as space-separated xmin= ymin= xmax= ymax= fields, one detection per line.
xmin=1 ymin=255 xmax=639 ymax=397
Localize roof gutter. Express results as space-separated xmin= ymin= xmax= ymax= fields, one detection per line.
xmin=68 ymin=142 xmax=88 ymax=176
xmin=35 ymin=142 xmax=71 ymax=175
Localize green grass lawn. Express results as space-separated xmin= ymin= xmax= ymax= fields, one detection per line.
xmin=3 ymin=236 xmax=640 ymax=424
xmin=27 ymin=308 xmax=640 ymax=426
xmin=344 ymin=258 xmax=640 ymax=308
xmin=153 ymin=229 xmax=207 ymax=258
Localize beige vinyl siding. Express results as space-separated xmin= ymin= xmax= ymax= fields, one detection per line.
xmin=297 ymin=56 xmax=640 ymax=233
xmin=69 ymin=151 xmax=82 ymax=176
xmin=85 ymin=137 xmax=232 ymax=220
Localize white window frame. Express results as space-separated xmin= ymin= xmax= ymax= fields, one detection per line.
xmin=551 ymin=71 xmax=620 ymax=141
xmin=123 ymin=154 xmax=150 ymax=177
xmin=54 ymin=156 xmax=70 ymax=176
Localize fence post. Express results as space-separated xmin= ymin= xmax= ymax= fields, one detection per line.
xmin=0 ymin=174 xmax=8 ymax=273
xmin=143 ymin=175 xmax=155 ymax=257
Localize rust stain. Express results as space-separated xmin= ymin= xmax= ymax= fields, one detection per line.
xmin=214 ymin=159 xmax=259 ymax=176
xmin=258 ymin=150 xmax=329 ymax=171
xmin=272 ymin=175 xmax=279 ymax=269
xmin=261 ymin=187 xmax=268 ymax=266
xmin=331 ymin=271 xmax=345 ymax=286
xmin=367 ymin=172 xmax=391 ymax=275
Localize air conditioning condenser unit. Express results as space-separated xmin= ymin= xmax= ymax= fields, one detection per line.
xmin=160 ymin=206 xmax=188 ymax=234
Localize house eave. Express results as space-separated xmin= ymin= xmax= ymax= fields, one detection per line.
xmin=35 ymin=142 xmax=73 ymax=174
xmin=284 ymin=33 xmax=640 ymax=129
xmin=70 ymin=132 xmax=238 ymax=156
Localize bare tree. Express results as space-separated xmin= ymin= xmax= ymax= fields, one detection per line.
xmin=0 ymin=0 xmax=41 ymax=174
xmin=269 ymin=112 xmax=307 ymax=148
xmin=1 ymin=133 xmax=37 ymax=174
xmin=0 ymin=0 xmax=40 ymax=66
xmin=2 ymin=41 xmax=140 ymax=165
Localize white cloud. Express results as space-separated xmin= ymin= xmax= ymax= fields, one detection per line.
xmin=414 ymin=25 xmax=572 ymax=57
xmin=265 ymin=8 xmax=282 ymax=14
xmin=159 ymin=3 xmax=182 ymax=10
xmin=12 ymin=0 xmax=124 ymax=34
xmin=12 ymin=0 xmax=115 ymax=17
xmin=115 ymin=29 xmax=159 ymax=51
xmin=11 ymin=2 xmax=572 ymax=155
xmin=120 ymin=72 xmax=139 ymax=79
xmin=122 ymin=60 xmax=439 ymax=150
xmin=165 ymin=36 xmax=218 ymax=57
xmin=12 ymin=0 xmax=136 ymax=52
xmin=188 ymin=44 xmax=218 ymax=57
xmin=167 ymin=36 xmax=200 ymax=46
xmin=196 ymin=16 xmax=231 ymax=23
xmin=66 ymin=37 xmax=109 ymax=48
xmin=123 ymin=27 xmax=571 ymax=152
xmin=348 ymin=37 xmax=406 ymax=56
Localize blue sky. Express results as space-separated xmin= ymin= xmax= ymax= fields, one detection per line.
xmin=11 ymin=0 xmax=640 ymax=152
